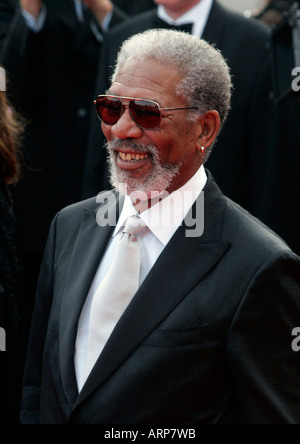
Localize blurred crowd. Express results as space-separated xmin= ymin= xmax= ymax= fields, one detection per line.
xmin=0 ymin=0 xmax=299 ymax=424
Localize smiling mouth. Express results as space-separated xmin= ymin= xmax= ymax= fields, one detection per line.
xmin=118 ymin=151 xmax=150 ymax=162
xmin=114 ymin=149 xmax=152 ymax=172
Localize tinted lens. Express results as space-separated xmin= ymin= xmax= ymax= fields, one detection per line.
xmin=96 ymin=97 xmax=123 ymax=125
xmin=129 ymin=99 xmax=161 ymax=129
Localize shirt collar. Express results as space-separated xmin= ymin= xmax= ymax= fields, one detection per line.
xmin=113 ymin=165 xmax=207 ymax=246
xmin=157 ymin=0 xmax=213 ymax=37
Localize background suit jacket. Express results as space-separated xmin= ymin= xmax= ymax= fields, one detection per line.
xmin=21 ymin=172 xmax=300 ymax=424
xmin=247 ymin=15 xmax=300 ymax=256
xmin=0 ymin=0 xmax=18 ymax=52
xmin=0 ymin=0 xmax=155 ymax=50
xmin=113 ymin=0 xmax=156 ymax=16
xmin=81 ymin=1 xmax=271 ymax=210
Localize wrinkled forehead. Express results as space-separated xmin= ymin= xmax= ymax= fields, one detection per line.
xmin=110 ymin=58 xmax=184 ymax=104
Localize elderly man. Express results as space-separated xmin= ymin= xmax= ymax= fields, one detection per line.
xmin=21 ymin=30 xmax=300 ymax=425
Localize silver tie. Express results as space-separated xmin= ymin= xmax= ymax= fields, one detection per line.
xmin=83 ymin=215 xmax=147 ymax=381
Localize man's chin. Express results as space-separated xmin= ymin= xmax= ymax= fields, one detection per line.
xmin=117 ymin=181 xmax=166 ymax=202
xmin=109 ymin=156 xmax=180 ymax=202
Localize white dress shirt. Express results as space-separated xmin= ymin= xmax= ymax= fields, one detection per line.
xmin=75 ymin=166 xmax=207 ymax=391
xmin=157 ymin=0 xmax=213 ymax=38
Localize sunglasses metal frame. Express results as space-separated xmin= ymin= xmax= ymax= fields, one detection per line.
xmin=94 ymin=94 xmax=198 ymax=130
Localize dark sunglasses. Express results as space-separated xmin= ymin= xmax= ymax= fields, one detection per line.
xmin=94 ymin=95 xmax=198 ymax=130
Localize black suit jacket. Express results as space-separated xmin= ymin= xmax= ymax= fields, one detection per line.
xmin=0 ymin=1 xmax=127 ymax=256
xmin=21 ymin=173 xmax=300 ymax=424
xmin=81 ymin=1 xmax=271 ymax=208
xmin=0 ymin=0 xmax=18 ymax=52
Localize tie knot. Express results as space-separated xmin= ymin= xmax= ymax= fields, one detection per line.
xmin=123 ymin=215 xmax=148 ymax=238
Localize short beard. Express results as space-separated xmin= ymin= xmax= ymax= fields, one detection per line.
xmin=105 ymin=139 xmax=180 ymax=201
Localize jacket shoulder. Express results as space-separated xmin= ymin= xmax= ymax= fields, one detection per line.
xmin=223 ymin=197 xmax=293 ymax=259
xmin=58 ymin=196 xmax=98 ymax=218
xmin=45 ymin=191 xmax=118 ymax=249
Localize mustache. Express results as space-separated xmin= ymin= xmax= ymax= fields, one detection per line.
xmin=105 ymin=139 xmax=159 ymax=157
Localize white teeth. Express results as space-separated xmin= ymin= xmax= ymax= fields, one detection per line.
xmin=119 ymin=152 xmax=149 ymax=161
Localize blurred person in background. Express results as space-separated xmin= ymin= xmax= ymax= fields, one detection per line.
xmin=244 ymin=0 xmax=300 ymax=255
xmin=0 ymin=0 xmax=155 ymax=51
xmin=0 ymin=88 xmax=24 ymax=424
xmin=247 ymin=0 xmax=299 ymax=26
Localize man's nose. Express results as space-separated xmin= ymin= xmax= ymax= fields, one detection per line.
xmin=111 ymin=108 xmax=143 ymax=139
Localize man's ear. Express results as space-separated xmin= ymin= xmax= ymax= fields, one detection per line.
xmin=195 ymin=110 xmax=221 ymax=154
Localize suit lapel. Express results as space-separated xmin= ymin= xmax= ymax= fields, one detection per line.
xmin=44 ymin=0 xmax=78 ymax=32
xmin=202 ymin=0 xmax=226 ymax=48
xmin=60 ymin=193 xmax=123 ymax=405
xmin=74 ymin=174 xmax=231 ymax=407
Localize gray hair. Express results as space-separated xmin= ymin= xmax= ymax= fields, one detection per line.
xmin=112 ymin=29 xmax=233 ymax=159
